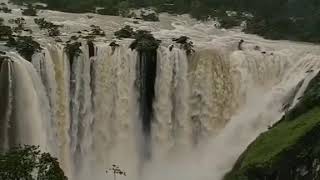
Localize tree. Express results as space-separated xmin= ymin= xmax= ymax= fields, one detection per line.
xmin=0 ymin=145 xmax=67 ymax=180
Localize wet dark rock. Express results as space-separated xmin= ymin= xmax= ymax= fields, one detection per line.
xmin=109 ymin=41 xmax=119 ymax=54
xmin=109 ymin=41 xmax=120 ymax=47
xmin=172 ymin=36 xmax=195 ymax=55
xmin=306 ymin=69 xmax=314 ymax=73
xmin=87 ymin=40 xmax=95 ymax=58
xmin=136 ymin=50 xmax=157 ymax=160
xmin=89 ymin=25 xmax=105 ymax=36
xmin=34 ymin=18 xmax=62 ymax=30
xmin=173 ymin=36 xmax=189 ymax=44
xmin=22 ymin=4 xmax=37 ymax=16
xmin=0 ymin=51 xmax=6 ymax=55
xmin=48 ymin=27 xmax=60 ymax=36
xmin=238 ymin=39 xmax=244 ymax=50
xmin=81 ymin=35 xmax=96 ymax=40
xmin=10 ymin=17 xmax=26 ymax=27
xmin=129 ymin=30 xmax=161 ymax=51
xmin=0 ymin=6 xmax=11 ymax=13
xmin=169 ymin=44 xmax=174 ymax=51
xmin=70 ymin=35 xmax=79 ymax=41
xmin=254 ymin=45 xmax=261 ymax=51
xmin=54 ymin=37 xmax=62 ymax=42
xmin=114 ymin=25 xmax=135 ymax=39
xmin=141 ymin=11 xmax=159 ymax=22
xmin=6 ymin=36 xmax=41 ymax=61
xmin=0 ymin=25 xmax=13 ymax=40
xmin=8 ymin=17 xmax=27 ymax=34
xmin=65 ymin=41 xmax=82 ymax=60
xmin=34 ymin=18 xmax=62 ymax=37
xmin=23 ymin=29 xmax=33 ymax=34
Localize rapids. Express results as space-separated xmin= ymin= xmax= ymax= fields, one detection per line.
xmin=1 ymin=1 xmax=320 ymax=180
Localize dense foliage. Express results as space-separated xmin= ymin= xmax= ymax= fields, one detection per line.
xmin=0 ymin=145 xmax=67 ymax=180
xmin=6 ymin=36 xmax=41 ymax=61
xmin=129 ymin=30 xmax=161 ymax=51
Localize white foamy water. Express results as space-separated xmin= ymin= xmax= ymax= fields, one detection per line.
xmin=1 ymin=1 xmax=320 ymax=180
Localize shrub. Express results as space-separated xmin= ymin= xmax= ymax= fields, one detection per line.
xmin=114 ymin=25 xmax=135 ymax=39
xmin=65 ymin=41 xmax=82 ymax=59
xmin=89 ymin=25 xmax=105 ymax=36
xmin=130 ymin=30 xmax=161 ymax=51
xmin=172 ymin=36 xmax=195 ymax=55
xmin=6 ymin=36 xmax=41 ymax=61
xmin=0 ymin=25 xmax=12 ymax=40
xmin=0 ymin=145 xmax=67 ymax=180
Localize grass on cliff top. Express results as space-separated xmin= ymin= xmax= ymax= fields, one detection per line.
xmin=240 ymin=107 xmax=320 ymax=169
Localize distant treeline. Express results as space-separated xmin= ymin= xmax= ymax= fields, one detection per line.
xmin=9 ymin=0 xmax=320 ymax=43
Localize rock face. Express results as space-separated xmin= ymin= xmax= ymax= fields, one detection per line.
xmin=224 ymin=73 xmax=320 ymax=180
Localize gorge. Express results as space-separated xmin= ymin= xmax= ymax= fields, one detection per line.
xmin=1 ymin=1 xmax=320 ymax=180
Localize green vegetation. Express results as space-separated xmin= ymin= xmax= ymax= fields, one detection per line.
xmin=129 ymin=30 xmax=161 ymax=51
xmin=65 ymin=41 xmax=82 ymax=60
xmin=89 ymin=25 xmax=105 ymax=37
xmin=224 ymin=73 xmax=320 ymax=180
xmin=35 ymin=18 xmax=63 ymax=36
xmin=172 ymin=36 xmax=194 ymax=55
xmin=225 ymin=107 xmax=320 ymax=180
xmin=6 ymin=36 xmax=41 ymax=61
xmin=0 ymin=25 xmax=13 ymax=40
xmin=0 ymin=145 xmax=67 ymax=180
xmin=114 ymin=25 xmax=135 ymax=39
xmin=243 ymin=107 xmax=320 ymax=168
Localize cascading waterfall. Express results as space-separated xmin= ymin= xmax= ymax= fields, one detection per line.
xmin=1 ymin=38 xmax=320 ymax=180
xmin=0 ymin=58 xmax=13 ymax=150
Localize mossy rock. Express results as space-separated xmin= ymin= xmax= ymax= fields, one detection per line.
xmin=114 ymin=25 xmax=135 ymax=39
xmin=141 ymin=12 xmax=159 ymax=22
xmin=22 ymin=5 xmax=37 ymax=16
xmin=89 ymin=25 xmax=105 ymax=36
xmin=65 ymin=41 xmax=82 ymax=60
xmin=5 ymin=36 xmax=41 ymax=61
xmin=172 ymin=36 xmax=195 ymax=55
xmin=0 ymin=25 xmax=13 ymax=40
xmin=129 ymin=30 xmax=161 ymax=51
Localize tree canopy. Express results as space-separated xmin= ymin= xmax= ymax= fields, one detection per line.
xmin=0 ymin=145 xmax=67 ymax=180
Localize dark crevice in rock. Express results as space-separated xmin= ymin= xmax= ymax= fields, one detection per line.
xmin=87 ymin=40 xmax=95 ymax=58
xmin=136 ymin=50 xmax=157 ymax=160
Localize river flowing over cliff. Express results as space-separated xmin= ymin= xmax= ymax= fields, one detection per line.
xmin=1 ymin=3 xmax=320 ymax=180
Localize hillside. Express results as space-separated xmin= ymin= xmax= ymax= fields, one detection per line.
xmin=224 ymin=72 xmax=320 ymax=180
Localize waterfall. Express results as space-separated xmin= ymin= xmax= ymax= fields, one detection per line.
xmin=0 ymin=58 xmax=13 ymax=150
xmin=1 ymin=40 xmax=320 ymax=180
